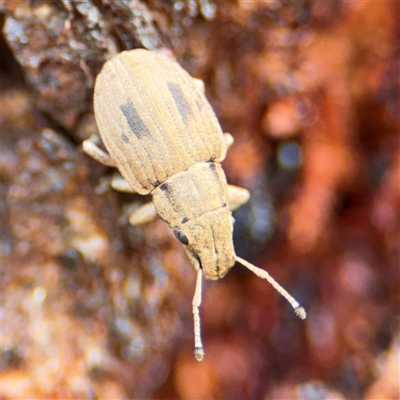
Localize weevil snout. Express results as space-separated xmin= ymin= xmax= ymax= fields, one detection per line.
xmin=177 ymin=207 xmax=236 ymax=280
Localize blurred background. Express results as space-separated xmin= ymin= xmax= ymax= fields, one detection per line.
xmin=1 ymin=1 xmax=399 ymax=399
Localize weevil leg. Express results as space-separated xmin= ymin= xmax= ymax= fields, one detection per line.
xmin=224 ymin=133 xmax=234 ymax=151
xmin=111 ymin=173 xmax=136 ymax=193
xmin=82 ymin=136 xmax=116 ymax=167
xmin=192 ymin=78 xmax=205 ymax=94
xmin=128 ymin=202 xmax=158 ymax=226
xmin=193 ymin=269 xmax=204 ymax=361
xmin=227 ymin=185 xmax=251 ymax=212
xmin=215 ymin=133 xmax=235 ymax=162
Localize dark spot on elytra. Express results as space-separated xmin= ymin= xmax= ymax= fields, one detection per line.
xmin=121 ymin=132 xmax=129 ymax=143
xmin=159 ymin=182 xmax=171 ymax=195
xmin=119 ymin=98 xmax=151 ymax=140
xmin=167 ymin=81 xmax=192 ymax=127
xmin=181 ymin=216 xmax=189 ymax=224
xmin=221 ymin=202 xmax=227 ymax=208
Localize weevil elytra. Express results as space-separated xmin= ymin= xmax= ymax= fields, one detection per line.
xmin=83 ymin=49 xmax=306 ymax=361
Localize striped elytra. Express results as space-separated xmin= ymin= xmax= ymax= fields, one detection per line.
xmin=94 ymin=49 xmax=226 ymax=195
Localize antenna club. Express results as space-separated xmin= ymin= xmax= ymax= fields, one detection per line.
xmin=195 ymin=347 xmax=204 ymax=361
xmin=295 ymin=306 xmax=307 ymax=320
xmin=235 ymin=256 xmax=307 ymax=320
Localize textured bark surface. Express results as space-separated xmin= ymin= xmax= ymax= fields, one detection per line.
xmin=1 ymin=1 xmax=399 ymax=399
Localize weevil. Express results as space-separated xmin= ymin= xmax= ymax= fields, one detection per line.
xmin=83 ymin=49 xmax=306 ymax=361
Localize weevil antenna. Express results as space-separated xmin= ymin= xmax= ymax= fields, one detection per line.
xmin=192 ymin=269 xmax=204 ymax=361
xmin=235 ymin=256 xmax=307 ymax=320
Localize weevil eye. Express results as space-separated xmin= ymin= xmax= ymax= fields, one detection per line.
xmin=231 ymin=216 xmax=236 ymax=226
xmin=175 ymin=230 xmax=189 ymax=245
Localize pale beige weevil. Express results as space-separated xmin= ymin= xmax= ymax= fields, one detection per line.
xmin=83 ymin=49 xmax=306 ymax=361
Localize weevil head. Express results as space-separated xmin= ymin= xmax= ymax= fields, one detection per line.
xmin=152 ymin=163 xmax=237 ymax=280
xmin=173 ymin=206 xmax=236 ymax=280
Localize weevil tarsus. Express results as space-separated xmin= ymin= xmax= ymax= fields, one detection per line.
xmin=235 ymin=256 xmax=307 ymax=320
xmin=83 ymin=135 xmax=117 ymax=167
xmin=226 ymin=185 xmax=250 ymax=212
xmin=110 ymin=173 xmax=136 ymax=193
xmin=192 ymin=77 xmax=205 ymax=94
xmin=128 ymin=202 xmax=158 ymax=226
xmin=223 ymin=132 xmax=234 ymax=151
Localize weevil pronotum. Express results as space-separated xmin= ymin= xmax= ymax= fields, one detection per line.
xmin=83 ymin=49 xmax=306 ymax=361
